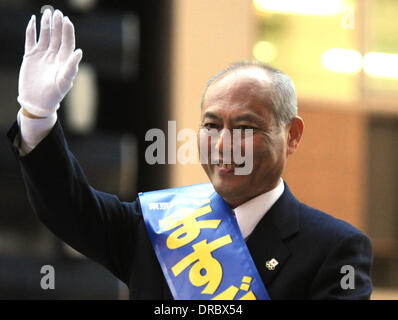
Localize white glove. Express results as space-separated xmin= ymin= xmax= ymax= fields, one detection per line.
xmin=17 ymin=9 xmax=83 ymax=118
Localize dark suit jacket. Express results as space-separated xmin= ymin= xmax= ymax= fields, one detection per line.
xmin=7 ymin=120 xmax=373 ymax=299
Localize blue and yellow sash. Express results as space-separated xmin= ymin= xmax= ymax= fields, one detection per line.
xmin=138 ymin=183 xmax=270 ymax=300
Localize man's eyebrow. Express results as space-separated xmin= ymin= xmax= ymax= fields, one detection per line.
xmin=202 ymin=111 xmax=221 ymax=120
xmin=232 ymin=112 xmax=265 ymax=124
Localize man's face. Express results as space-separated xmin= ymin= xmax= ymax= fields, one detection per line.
xmin=198 ymin=68 xmax=289 ymax=208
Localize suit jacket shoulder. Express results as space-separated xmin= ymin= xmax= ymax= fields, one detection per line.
xmin=246 ymin=182 xmax=373 ymax=299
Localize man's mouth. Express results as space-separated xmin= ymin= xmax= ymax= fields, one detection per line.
xmin=215 ymin=162 xmax=245 ymax=169
xmin=217 ymin=163 xmax=235 ymax=169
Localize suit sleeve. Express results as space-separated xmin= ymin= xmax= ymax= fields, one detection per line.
xmin=7 ymin=119 xmax=141 ymax=285
xmin=309 ymin=231 xmax=373 ymax=300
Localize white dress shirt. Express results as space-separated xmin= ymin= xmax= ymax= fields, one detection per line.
xmin=17 ymin=108 xmax=57 ymax=155
xmin=234 ymin=178 xmax=284 ymax=240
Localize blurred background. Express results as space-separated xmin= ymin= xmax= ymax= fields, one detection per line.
xmin=0 ymin=0 xmax=397 ymax=299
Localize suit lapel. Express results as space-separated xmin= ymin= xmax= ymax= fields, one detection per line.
xmin=246 ymin=217 xmax=290 ymax=286
xmin=246 ymin=182 xmax=300 ymax=287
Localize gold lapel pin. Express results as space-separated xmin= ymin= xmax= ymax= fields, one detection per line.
xmin=265 ymin=258 xmax=279 ymax=271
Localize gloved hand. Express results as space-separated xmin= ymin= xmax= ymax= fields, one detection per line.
xmin=17 ymin=9 xmax=83 ymax=118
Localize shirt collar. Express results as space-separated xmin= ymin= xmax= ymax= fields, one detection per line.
xmin=233 ymin=178 xmax=284 ymax=240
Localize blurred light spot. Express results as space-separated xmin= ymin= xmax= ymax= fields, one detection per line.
xmin=322 ymin=48 xmax=362 ymax=73
xmin=253 ymin=0 xmax=347 ymax=16
xmin=253 ymin=41 xmax=277 ymax=63
xmin=65 ymin=63 xmax=98 ymax=134
xmin=364 ymin=52 xmax=398 ymax=79
xmin=68 ymin=0 xmax=97 ymax=11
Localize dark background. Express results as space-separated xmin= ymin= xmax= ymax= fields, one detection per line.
xmin=0 ymin=0 xmax=172 ymax=299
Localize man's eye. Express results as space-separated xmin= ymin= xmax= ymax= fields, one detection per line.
xmin=236 ymin=125 xmax=254 ymax=131
xmin=204 ymin=123 xmax=219 ymax=130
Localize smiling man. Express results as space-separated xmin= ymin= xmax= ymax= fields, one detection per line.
xmin=7 ymin=9 xmax=372 ymax=299
xmin=198 ymin=64 xmax=303 ymax=208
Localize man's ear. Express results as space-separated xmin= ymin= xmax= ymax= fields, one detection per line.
xmin=286 ymin=116 xmax=304 ymax=156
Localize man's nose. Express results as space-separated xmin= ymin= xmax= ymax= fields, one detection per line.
xmin=214 ymin=129 xmax=233 ymax=158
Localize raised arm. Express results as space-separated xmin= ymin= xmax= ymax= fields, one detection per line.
xmin=9 ymin=9 xmax=143 ymax=285
xmin=17 ymin=9 xmax=82 ymax=153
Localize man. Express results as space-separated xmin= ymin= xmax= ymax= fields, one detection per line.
xmin=8 ymin=9 xmax=372 ymax=299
